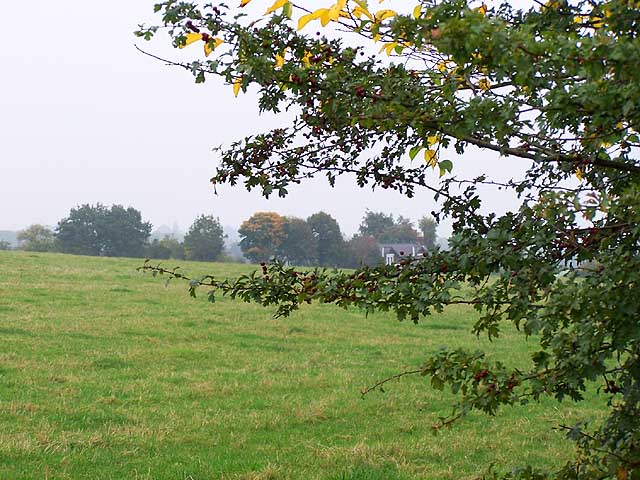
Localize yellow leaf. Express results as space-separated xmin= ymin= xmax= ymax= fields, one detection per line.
xmin=375 ymin=9 xmax=397 ymax=22
xmin=353 ymin=5 xmax=374 ymax=21
xmin=275 ymin=47 xmax=287 ymax=68
xmin=239 ymin=0 xmax=251 ymax=6
xmin=265 ymin=0 xmax=289 ymax=15
xmin=298 ymin=10 xmax=324 ymax=30
xmin=427 ymin=135 xmax=439 ymax=146
xmin=616 ymin=467 xmax=628 ymax=480
xmin=477 ymin=3 xmax=487 ymax=15
xmin=436 ymin=61 xmax=448 ymax=73
xmin=302 ymin=51 xmax=312 ymax=67
xmin=233 ymin=77 xmax=242 ymax=97
xmin=424 ymin=149 xmax=437 ymax=167
xmin=180 ymin=33 xmax=203 ymax=49
xmin=320 ymin=8 xmax=334 ymax=26
xmin=380 ymin=42 xmax=398 ymax=56
xmin=204 ymin=37 xmax=224 ymax=57
xmin=413 ymin=4 xmax=422 ymax=18
xmin=575 ymin=168 xmax=584 ymax=180
xmin=478 ymin=78 xmax=491 ymax=91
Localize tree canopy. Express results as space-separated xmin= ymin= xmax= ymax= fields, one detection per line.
xmin=239 ymin=211 xmax=286 ymax=262
xmin=358 ymin=211 xmax=396 ymax=240
xmin=278 ymin=216 xmax=317 ymax=265
xmin=138 ymin=1 xmax=640 ymax=477
xmin=307 ymin=211 xmax=347 ymax=267
xmin=57 ymin=204 xmax=151 ymax=257
xmin=184 ymin=214 xmax=226 ymax=261
xmin=17 ymin=224 xmax=56 ymax=252
xmin=419 ymin=215 xmax=438 ymax=250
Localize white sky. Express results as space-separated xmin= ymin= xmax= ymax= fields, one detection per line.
xmin=0 ymin=0 xmax=530 ymax=237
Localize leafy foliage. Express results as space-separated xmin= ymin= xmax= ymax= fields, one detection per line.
xmin=419 ymin=216 xmax=438 ymax=250
xmin=101 ymin=205 xmax=153 ymax=258
xmin=358 ymin=211 xmax=396 ymax=240
xmin=380 ymin=215 xmax=420 ymax=244
xmin=307 ymin=211 xmax=347 ymax=267
xmin=17 ymin=224 xmax=56 ymax=252
xmin=360 ymin=211 xmax=420 ymax=244
xmin=346 ymin=234 xmax=381 ymax=268
xmin=183 ymin=214 xmax=225 ymax=261
xmin=278 ymin=216 xmax=318 ymax=265
xmin=57 ymin=204 xmax=152 ymax=257
xmin=238 ymin=211 xmax=286 ymax=263
xmin=138 ymin=0 xmax=640 ymax=477
xmin=146 ymin=236 xmax=186 ymax=260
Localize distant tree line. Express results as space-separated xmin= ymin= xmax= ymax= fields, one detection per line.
xmin=9 ymin=204 xmax=439 ymax=266
xmin=238 ymin=210 xmax=439 ymax=268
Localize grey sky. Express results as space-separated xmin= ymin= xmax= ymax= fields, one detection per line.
xmin=0 ymin=0 xmax=529 ymax=237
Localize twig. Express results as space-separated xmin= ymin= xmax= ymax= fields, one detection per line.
xmin=360 ymin=368 xmax=424 ymax=398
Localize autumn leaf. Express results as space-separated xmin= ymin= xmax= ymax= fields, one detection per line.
xmin=179 ymin=33 xmax=203 ymax=49
xmin=302 ymin=51 xmax=312 ymax=67
xmin=204 ymin=37 xmax=223 ymax=57
xmin=298 ymin=10 xmax=324 ymax=30
xmin=353 ymin=5 xmax=374 ymax=21
xmin=478 ymin=78 xmax=491 ymax=91
xmin=616 ymin=467 xmax=628 ymax=480
xmin=374 ymin=9 xmax=397 ymax=22
xmin=424 ymin=149 xmax=438 ymax=167
xmin=275 ymin=47 xmax=288 ymax=68
xmin=233 ymin=77 xmax=243 ymax=97
xmin=379 ymin=42 xmax=398 ymax=56
xmin=265 ymin=0 xmax=290 ymax=15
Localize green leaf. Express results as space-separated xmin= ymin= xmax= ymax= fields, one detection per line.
xmin=282 ymin=2 xmax=292 ymax=18
xmin=409 ymin=145 xmax=423 ymax=160
xmin=438 ymin=160 xmax=453 ymax=177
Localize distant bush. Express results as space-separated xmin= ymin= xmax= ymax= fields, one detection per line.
xmin=145 ymin=236 xmax=185 ymax=260
xmin=17 ymin=225 xmax=57 ymax=252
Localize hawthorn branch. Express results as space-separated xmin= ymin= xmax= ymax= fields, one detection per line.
xmin=459 ymin=134 xmax=640 ymax=174
xmin=360 ymin=369 xmax=424 ymax=398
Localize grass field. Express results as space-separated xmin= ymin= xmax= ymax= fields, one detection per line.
xmin=0 ymin=251 xmax=606 ymax=479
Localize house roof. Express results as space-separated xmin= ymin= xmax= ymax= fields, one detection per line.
xmin=380 ymin=243 xmax=426 ymax=256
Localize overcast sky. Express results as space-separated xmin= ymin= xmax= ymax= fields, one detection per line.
xmin=0 ymin=0 xmax=530 ymax=237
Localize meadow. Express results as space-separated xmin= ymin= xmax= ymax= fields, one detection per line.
xmin=0 ymin=251 xmax=606 ymax=479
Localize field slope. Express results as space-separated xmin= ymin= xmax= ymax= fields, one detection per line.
xmin=0 ymin=251 xmax=604 ymax=479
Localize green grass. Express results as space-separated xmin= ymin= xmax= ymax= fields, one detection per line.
xmin=0 ymin=251 xmax=606 ymax=479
